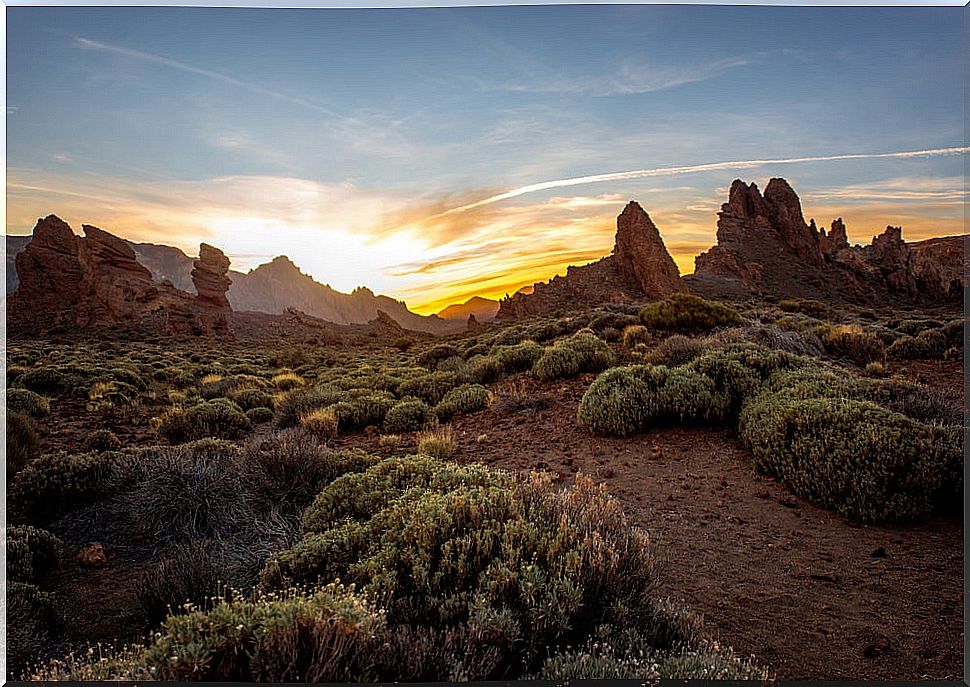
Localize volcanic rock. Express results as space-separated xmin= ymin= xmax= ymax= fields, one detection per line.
xmin=688 ymin=178 xmax=966 ymax=304
xmin=498 ymin=200 xmax=683 ymax=318
xmin=192 ymin=243 xmax=232 ymax=309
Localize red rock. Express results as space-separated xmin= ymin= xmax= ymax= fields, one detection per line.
xmin=613 ymin=201 xmax=686 ymax=298
xmin=77 ymin=542 xmax=107 ymax=567
xmin=192 ymin=243 xmax=232 ymax=309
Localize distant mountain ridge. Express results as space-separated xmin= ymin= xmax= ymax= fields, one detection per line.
xmin=436 ymin=296 xmax=500 ymax=322
xmin=6 ymin=231 xmax=459 ymax=334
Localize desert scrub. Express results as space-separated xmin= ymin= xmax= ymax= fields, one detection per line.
xmin=83 ymin=428 xmax=122 ymax=453
xmin=300 ymin=407 xmax=339 ymax=439
xmin=7 ymin=388 xmax=51 ymax=417
xmin=383 ymin=398 xmax=433 ymax=433
xmin=9 ymin=582 xmax=59 ymax=679
xmin=739 ymin=390 xmax=962 ymax=522
xmin=818 ymin=323 xmax=886 ymax=365
xmin=490 ymin=340 xmax=544 ymax=373
xmin=643 ymin=334 xmax=706 ymax=367
xmin=396 ymin=371 xmax=459 ymax=405
xmin=777 ymin=298 xmax=834 ymax=320
xmin=16 ymin=367 xmax=73 ymax=396
xmin=578 ymin=365 xmax=729 ymax=437
xmin=416 ymin=425 xmax=456 ymax=459
xmin=271 ymin=370 xmax=306 ymax=391
xmin=887 ymin=328 xmax=948 ymax=360
xmin=7 ymin=525 xmax=63 ymax=583
xmin=263 ymin=457 xmax=716 ymax=679
xmin=7 ymin=412 xmax=40 ymax=479
xmin=9 ymin=451 xmax=116 ymax=523
xmin=154 ymin=399 xmax=252 ymax=443
xmin=532 ymin=332 xmax=612 ymax=381
xmin=246 ymin=406 xmax=275 ymax=424
xmin=622 ymin=324 xmax=651 ymax=349
xmin=463 ymin=354 xmax=503 ymax=384
xmin=639 ymin=293 xmax=742 ymax=334
xmin=139 ymin=540 xmax=222 ymax=623
xmin=436 ymin=383 xmax=491 ymax=420
xmin=273 ymin=383 xmax=346 ymax=427
xmin=417 ymin=343 xmax=461 ymax=370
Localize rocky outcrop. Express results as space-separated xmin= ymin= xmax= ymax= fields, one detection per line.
xmin=498 ymin=201 xmax=683 ymax=318
xmin=8 ymin=215 xmax=234 ymax=337
xmin=192 ymin=243 xmax=232 ymax=309
xmin=688 ymin=178 xmax=966 ymax=304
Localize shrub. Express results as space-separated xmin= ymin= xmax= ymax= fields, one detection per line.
xmin=464 ymin=355 xmax=503 ymax=384
xmin=7 ymin=412 xmax=39 ymax=480
xmin=300 ymin=407 xmax=339 ymax=439
xmin=416 ymin=426 xmax=456 ymax=460
xmin=274 ymin=384 xmax=346 ymax=428
xmin=490 ymin=340 xmax=544 ymax=373
xmin=644 ymin=334 xmax=705 ymax=367
xmin=777 ymin=299 xmax=834 ymax=320
xmin=384 ymin=399 xmax=433 ymax=433
xmin=139 ymin=540 xmax=222 ymax=623
xmin=84 ymin=429 xmax=122 ymax=453
xmin=9 ymin=582 xmax=59 ymax=678
xmin=246 ymin=406 xmax=275 ymax=424
xmin=887 ymin=328 xmax=948 ymax=360
xmin=622 ymin=324 xmax=651 ymax=349
xmin=7 ymin=525 xmax=62 ymax=583
xmin=17 ymin=368 xmax=72 ymax=395
xmin=436 ymin=384 xmax=491 ymax=420
xmin=533 ymin=332 xmax=612 ymax=381
xmin=819 ymin=324 xmax=886 ymax=365
xmin=739 ymin=390 xmax=962 ymax=522
xmin=335 ymin=393 xmax=397 ymax=431
xmin=156 ymin=399 xmax=252 ymax=444
xmin=639 ymin=294 xmax=742 ymax=334
xmin=10 ymin=451 xmax=114 ymax=523
xmin=397 ymin=371 xmax=458 ymax=405
xmin=578 ymin=365 xmax=729 ymax=437
xmin=230 ymin=387 xmax=273 ymax=411
xmin=271 ymin=371 xmax=306 ymax=391
xmin=417 ymin=344 xmax=461 ymax=370
xmin=7 ymin=388 xmax=50 ymax=418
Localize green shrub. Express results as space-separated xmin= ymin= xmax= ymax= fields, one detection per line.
xmin=397 ymin=371 xmax=458 ymax=405
xmin=464 ymin=355 xmax=503 ymax=384
xmin=417 ymin=344 xmax=461 ymax=370
xmin=533 ymin=332 xmax=612 ymax=381
xmin=301 ymin=407 xmax=339 ymax=439
xmin=7 ymin=412 xmax=39 ymax=480
xmin=230 ymin=387 xmax=273 ymax=411
xmin=7 ymin=388 xmax=51 ymax=418
xmin=336 ymin=393 xmax=397 ymax=431
xmin=84 ymin=429 xmax=122 ymax=453
xmin=436 ymin=384 xmax=491 ymax=420
xmin=271 ymin=371 xmax=306 ymax=391
xmin=639 ymin=294 xmax=742 ymax=334
xmin=490 ymin=340 xmax=544 ymax=373
xmin=644 ymin=335 xmax=705 ymax=367
xmin=17 ymin=368 xmax=72 ymax=396
xmin=887 ymin=328 xmax=948 ymax=360
xmin=384 ymin=399 xmax=433 ymax=433
xmin=274 ymin=384 xmax=346 ymax=428
xmin=246 ymin=406 xmax=275 ymax=424
xmin=155 ymin=399 xmax=252 ymax=444
xmin=578 ymin=365 xmax=729 ymax=437
xmin=622 ymin=324 xmax=651 ymax=349
xmin=7 ymin=525 xmax=62 ymax=583
xmin=739 ymin=391 xmax=962 ymax=521
xmin=777 ymin=298 xmax=834 ymax=320
xmin=10 ymin=451 xmax=114 ymax=523
xmin=819 ymin=324 xmax=886 ymax=365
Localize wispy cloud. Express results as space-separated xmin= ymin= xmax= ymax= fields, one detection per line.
xmin=495 ymin=57 xmax=752 ymax=96
xmin=75 ymin=36 xmax=350 ymax=122
xmin=437 ymin=146 xmax=970 ymax=216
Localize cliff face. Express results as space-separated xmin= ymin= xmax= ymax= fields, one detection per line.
xmin=8 ymin=215 xmax=232 ymax=337
xmin=688 ymin=178 xmax=965 ymax=304
xmin=498 ymin=201 xmax=684 ymax=318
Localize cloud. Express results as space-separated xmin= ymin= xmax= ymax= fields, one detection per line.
xmin=437 ymin=146 xmax=970 ymax=216
xmin=495 ymin=57 xmax=752 ymax=96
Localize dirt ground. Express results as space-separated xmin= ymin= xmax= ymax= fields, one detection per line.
xmin=39 ymin=358 xmax=964 ymax=681
xmin=339 ymin=358 xmax=965 ymax=681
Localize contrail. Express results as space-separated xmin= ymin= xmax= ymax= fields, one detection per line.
xmin=75 ymin=37 xmax=350 ymax=121
xmin=438 ymin=146 xmax=970 ymax=216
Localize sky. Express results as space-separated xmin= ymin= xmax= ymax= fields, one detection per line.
xmin=5 ymin=5 xmax=966 ymax=314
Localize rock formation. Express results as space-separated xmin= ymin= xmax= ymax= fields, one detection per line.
xmin=192 ymin=243 xmax=232 ymax=308
xmin=688 ymin=178 xmax=965 ymax=304
xmin=8 ymin=215 xmax=234 ymax=337
xmin=498 ymin=201 xmax=684 ymax=318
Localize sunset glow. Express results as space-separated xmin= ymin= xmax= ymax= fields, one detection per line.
xmin=6 ymin=6 xmax=966 ymax=314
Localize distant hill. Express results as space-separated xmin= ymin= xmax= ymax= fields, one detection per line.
xmin=437 ymin=296 xmax=500 ymax=322
xmin=6 ymin=232 xmax=459 ymax=335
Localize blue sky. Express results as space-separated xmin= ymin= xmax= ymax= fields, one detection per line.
xmin=6 ymin=6 xmax=965 ymax=311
